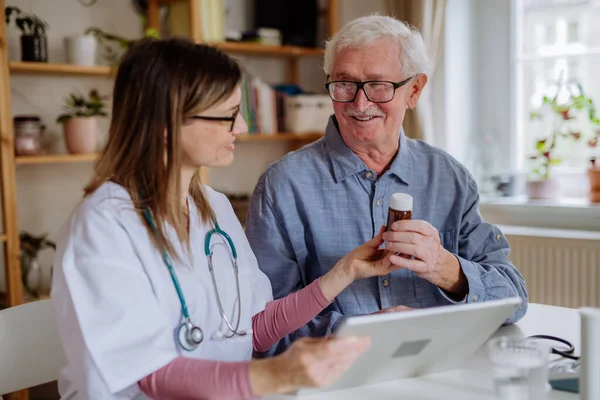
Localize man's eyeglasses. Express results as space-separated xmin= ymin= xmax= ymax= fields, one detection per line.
xmin=190 ymin=107 xmax=240 ymax=132
xmin=325 ymin=76 xmax=414 ymax=103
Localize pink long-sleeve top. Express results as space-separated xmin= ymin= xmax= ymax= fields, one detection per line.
xmin=138 ymin=277 xmax=330 ymax=399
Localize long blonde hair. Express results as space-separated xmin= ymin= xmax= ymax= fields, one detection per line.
xmin=84 ymin=37 xmax=242 ymax=262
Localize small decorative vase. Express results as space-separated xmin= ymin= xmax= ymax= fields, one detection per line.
xmin=20 ymin=34 xmax=48 ymax=62
xmin=63 ymin=116 xmax=99 ymax=154
xmin=64 ymin=35 xmax=97 ymax=66
xmin=526 ymin=179 xmax=560 ymax=200
xmin=588 ymin=168 xmax=600 ymax=203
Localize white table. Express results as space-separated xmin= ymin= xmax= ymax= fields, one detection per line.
xmin=266 ymin=303 xmax=580 ymax=399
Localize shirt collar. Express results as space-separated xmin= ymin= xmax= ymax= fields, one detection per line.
xmin=324 ymin=115 xmax=412 ymax=185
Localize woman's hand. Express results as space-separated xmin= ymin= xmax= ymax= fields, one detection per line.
xmin=250 ymin=336 xmax=371 ymax=396
xmin=319 ymin=225 xmax=398 ymax=301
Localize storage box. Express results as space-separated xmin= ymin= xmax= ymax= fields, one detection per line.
xmin=284 ymin=95 xmax=333 ymax=133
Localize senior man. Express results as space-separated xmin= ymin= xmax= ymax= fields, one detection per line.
xmin=245 ymin=14 xmax=528 ymax=356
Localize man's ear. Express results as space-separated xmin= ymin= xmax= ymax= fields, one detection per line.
xmin=407 ymin=74 xmax=428 ymax=110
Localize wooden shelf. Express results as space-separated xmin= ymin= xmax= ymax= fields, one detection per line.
xmin=9 ymin=62 xmax=113 ymax=77
xmin=210 ymin=42 xmax=324 ymax=57
xmin=237 ymin=133 xmax=323 ymax=142
xmin=13 ymin=134 xmax=322 ymax=164
xmin=7 ymin=41 xmax=321 ymax=79
xmin=16 ymin=153 xmax=99 ymax=165
xmin=0 ymin=234 xmax=7 ymax=242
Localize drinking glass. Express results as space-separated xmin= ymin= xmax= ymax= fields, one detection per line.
xmin=487 ymin=336 xmax=551 ymax=400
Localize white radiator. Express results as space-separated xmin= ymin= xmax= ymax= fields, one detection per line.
xmin=501 ymin=226 xmax=600 ymax=309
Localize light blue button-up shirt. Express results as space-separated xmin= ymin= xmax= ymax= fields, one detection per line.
xmin=245 ymin=116 xmax=528 ymax=356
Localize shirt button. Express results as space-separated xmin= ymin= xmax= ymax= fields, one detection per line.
xmin=382 ymin=279 xmax=389 ymax=287
xmin=376 ymin=199 xmax=381 ymax=206
xmin=366 ymin=172 xmax=373 ymax=179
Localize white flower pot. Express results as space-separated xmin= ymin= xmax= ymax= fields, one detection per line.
xmin=526 ymin=179 xmax=560 ymax=200
xmin=64 ymin=35 xmax=97 ymax=66
xmin=63 ymin=116 xmax=99 ymax=154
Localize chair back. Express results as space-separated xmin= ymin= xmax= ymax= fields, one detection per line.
xmin=0 ymin=299 xmax=67 ymax=395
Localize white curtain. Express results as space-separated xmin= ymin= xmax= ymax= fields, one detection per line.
xmin=385 ymin=0 xmax=447 ymax=144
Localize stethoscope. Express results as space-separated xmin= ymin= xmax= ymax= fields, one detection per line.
xmin=527 ymin=334 xmax=579 ymax=361
xmin=143 ymin=208 xmax=247 ymax=352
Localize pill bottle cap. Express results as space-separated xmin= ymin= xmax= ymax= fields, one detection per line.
xmin=390 ymin=193 xmax=413 ymax=211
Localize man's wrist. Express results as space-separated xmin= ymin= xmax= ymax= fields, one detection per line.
xmin=436 ymin=250 xmax=468 ymax=296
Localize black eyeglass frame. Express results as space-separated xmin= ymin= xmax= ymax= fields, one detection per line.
xmin=190 ymin=107 xmax=240 ymax=132
xmin=324 ymin=76 xmax=415 ymax=103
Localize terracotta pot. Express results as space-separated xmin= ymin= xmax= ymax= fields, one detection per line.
xmin=526 ymin=179 xmax=560 ymax=200
xmin=588 ymin=168 xmax=600 ymax=203
xmin=63 ymin=116 xmax=98 ymax=154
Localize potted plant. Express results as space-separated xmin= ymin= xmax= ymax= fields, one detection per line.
xmin=5 ymin=6 xmax=49 ymax=62
xmin=527 ymin=81 xmax=600 ymax=199
xmin=588 ymin=133 xmax=600 ymax=202
xmin=85 ymin=26 xmax=160 ymax=65
xmin=56 ymin=90 xmax=108 ymax=154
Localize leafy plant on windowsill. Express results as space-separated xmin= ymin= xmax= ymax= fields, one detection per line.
xmin=588 ymin=128 xmax=600 ymax=170
xmin=528 ymin=81 xmax=600 ymax=181
xmin=56 ymin=89 xmax=109 ymax=123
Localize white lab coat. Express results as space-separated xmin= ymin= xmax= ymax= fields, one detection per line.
xmin=51 ymin=182 xmax=273 ymax=399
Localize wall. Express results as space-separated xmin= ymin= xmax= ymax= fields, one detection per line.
xmin=0 ymin=0 xmax=390 ymax=291
xmin=443 ymin=0 xmax=476 ymax=165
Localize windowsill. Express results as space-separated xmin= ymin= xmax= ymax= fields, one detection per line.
xmin=480 ymin=195 xmax=600 ymax=210
xmin=479 ymin=195 xmax=600 ymax=232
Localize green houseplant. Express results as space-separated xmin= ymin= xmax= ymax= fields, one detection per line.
xmin=56 ymin=90 xmax=108 ymax=154
xmin=4 ymin=6 xmax=49 ymax=62
xmin=84 ymin=26 xmax=160 ymax=65
xmin=527 ymin=81 xmax=600 ymax=199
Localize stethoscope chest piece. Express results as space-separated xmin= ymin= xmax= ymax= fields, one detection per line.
xmin=178 ymin=321 xmax=204 ymax=351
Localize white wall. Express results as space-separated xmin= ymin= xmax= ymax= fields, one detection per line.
xmin=1 ymin=0 xmax=389 ymax=291
xmin=443 ymin=0 xmax=476 ymax=164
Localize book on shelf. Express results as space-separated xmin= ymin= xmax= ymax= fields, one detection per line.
xmin=167 ymin=0 xmax=225 ymax=42
xmin=240 ymin=74 xmax=281 ymax=135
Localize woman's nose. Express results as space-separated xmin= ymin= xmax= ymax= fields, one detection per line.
xmin=232 ymin=113 xmax=248 ymax=136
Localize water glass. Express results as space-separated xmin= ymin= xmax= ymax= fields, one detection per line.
xmin=487 ymin=336 xmax=551 ymax=400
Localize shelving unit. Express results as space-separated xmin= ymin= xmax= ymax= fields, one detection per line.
xmin=0 ymin=0 xmax=338 ymax=312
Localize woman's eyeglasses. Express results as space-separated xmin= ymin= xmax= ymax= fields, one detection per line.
xmin=190 ymin=108 xmax=240 ymax=132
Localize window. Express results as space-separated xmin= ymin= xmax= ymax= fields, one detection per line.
xmin=514 ymin=0 xmax=600 ymax=173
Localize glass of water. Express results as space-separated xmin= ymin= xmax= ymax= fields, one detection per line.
xmin=487 ymin=336 xmax=551 ymax=400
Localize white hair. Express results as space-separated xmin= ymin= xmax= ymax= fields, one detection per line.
xmin=323 ymin=14 xmax=430 ymax=78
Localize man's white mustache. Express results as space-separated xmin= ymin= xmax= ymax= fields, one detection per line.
xmin=344 ymin=108 xmax=385 ymax=118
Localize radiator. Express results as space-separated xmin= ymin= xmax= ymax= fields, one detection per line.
xmin=503 ymin=227 xmax=600 ymax=309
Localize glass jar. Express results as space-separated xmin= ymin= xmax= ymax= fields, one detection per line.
xmin=14 ymin=115 xmax=45 ymax=155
